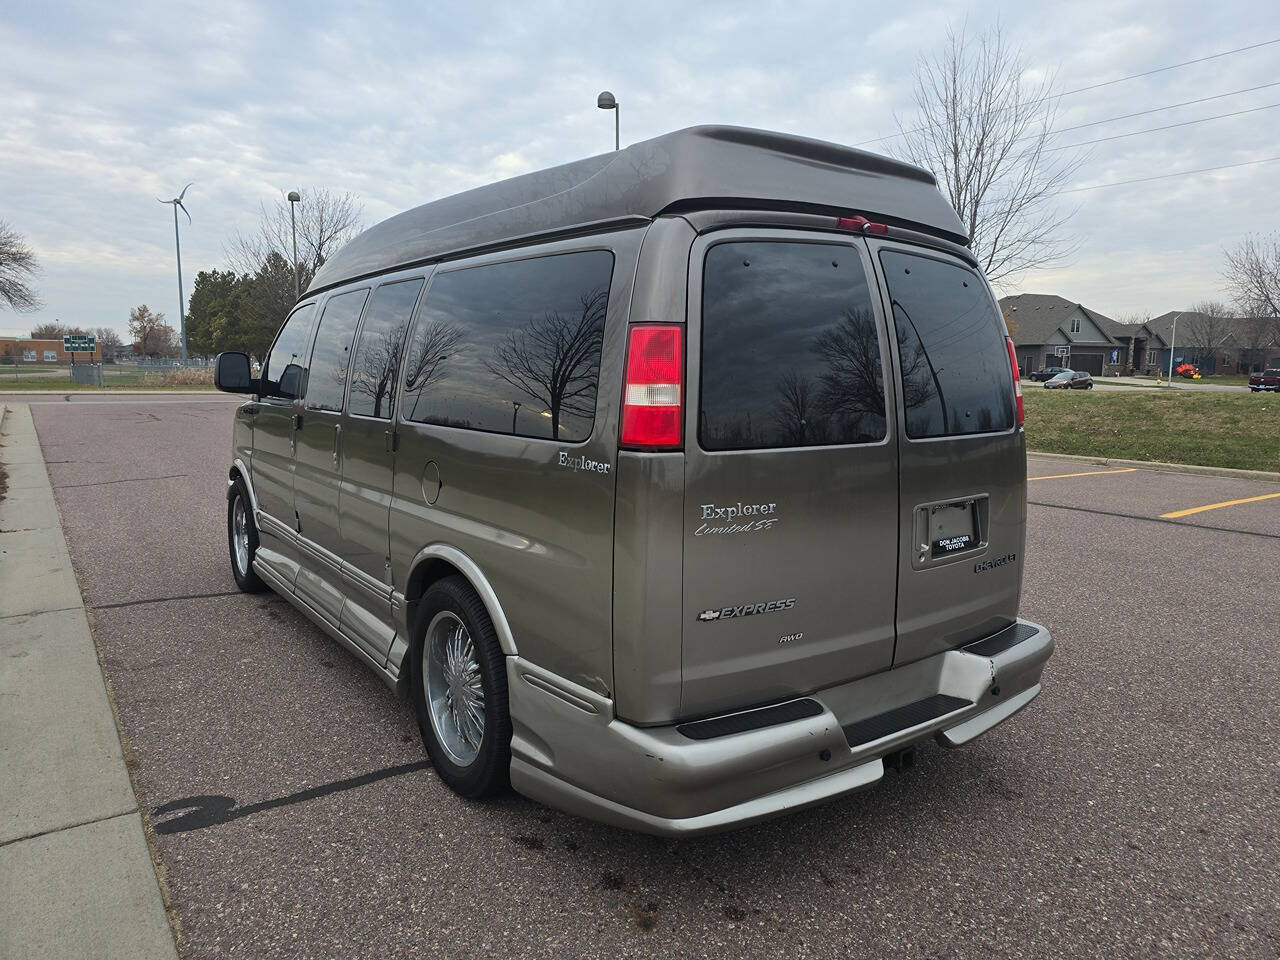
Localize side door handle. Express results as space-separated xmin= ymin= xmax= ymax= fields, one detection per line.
xmin=332 ymin=423 xmax=342 ymax=466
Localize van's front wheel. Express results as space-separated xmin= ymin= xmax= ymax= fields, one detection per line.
xmin=227 ymin=480 xmax=266 ymax=593
xmin=411 ymin=576 xmax=511 ymax=798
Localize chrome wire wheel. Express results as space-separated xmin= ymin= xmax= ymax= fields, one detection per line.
xmin=232 ymin=496 xmax=250 ymax=576
xmin=423 ymin=611 xmax=486 ymax=767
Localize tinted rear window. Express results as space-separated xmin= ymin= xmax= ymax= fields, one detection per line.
xmin=400 ymin=250 xmax=614 ymax=442
xmin=879 ymin=251 xmax=1013 ymax=438
xmin=700 ymin=241 xmax=887 ymax=450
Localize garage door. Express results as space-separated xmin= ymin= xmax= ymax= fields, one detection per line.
xmin=1071 ymin=353 xmax=1103 ymax=375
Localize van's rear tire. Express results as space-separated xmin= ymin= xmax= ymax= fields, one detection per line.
xmin=410 ymin=576 xmax=511 ymax=798
xmin=227 ymin=479 xmax=267 ymax=593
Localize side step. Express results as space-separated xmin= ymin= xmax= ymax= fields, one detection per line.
xmin=842 ymin=694 xmax=972 ymax=748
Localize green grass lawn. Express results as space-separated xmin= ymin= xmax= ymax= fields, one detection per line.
xmin=0 ymin=366 xmax=215 ymax=391
xmin=1023 ymin=389 xmax=1280 ymax=472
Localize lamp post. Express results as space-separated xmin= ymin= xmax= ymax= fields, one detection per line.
xmin=287 ymin=190 xmax=301 ymax=300
xmin=1167 ymin=312 xmax=1182 ymax=386
xmin=511 ymin=401 xmax=521 ymax=433
xmin=596 ymin=91 xmax=619 ymax=150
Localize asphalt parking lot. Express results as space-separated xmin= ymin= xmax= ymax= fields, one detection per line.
xmin=24 ymin=395 xmax=1280 ymax=959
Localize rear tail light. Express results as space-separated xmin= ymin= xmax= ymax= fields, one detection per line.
xmin=620 ymin=324 xmax=683 ymax=449
xmin=1005 ymin=337 xmax=1024 ymax=426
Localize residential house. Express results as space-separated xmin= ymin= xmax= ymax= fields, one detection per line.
xmin=1148 ymin=311 xmax=1280 ymax=374
xmin=999 ymin=294 xmax=1124 ymax=376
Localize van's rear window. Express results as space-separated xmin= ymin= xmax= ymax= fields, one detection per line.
xmin=879 ymin=251 xmax=1014 ymax=439
xmin=699 ymin=241 xmax=887 ymax=451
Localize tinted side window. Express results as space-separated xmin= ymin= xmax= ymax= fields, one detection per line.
xmin=262 ymin=304 xmax=315 ymax=400
xmin=305 ymin=290 xmax=368 ymax=412
xmin=700 ymin=241 xmax=886 ymax=451
xmin=401 ymin=250 xmax=614 ymax=442
xmin=880 ymin=251 xmax=1013 ymax=439
xmin=348 ymin=278 xmax=424 ymax=419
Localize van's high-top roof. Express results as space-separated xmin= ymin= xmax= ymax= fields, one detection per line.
xmin=308 ymin=125 xmax=966 ymax=295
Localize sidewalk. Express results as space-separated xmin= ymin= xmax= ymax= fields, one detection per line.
xmin=0 ymin=403 xmax=178 ymax=959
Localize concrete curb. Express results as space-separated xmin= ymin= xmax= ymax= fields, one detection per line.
xmin=1028 ymin=450 xmax=1280 ymax=483
xmin=0 ymin=403 xmax=179 ymax=960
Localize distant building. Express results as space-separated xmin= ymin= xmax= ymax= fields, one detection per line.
xmin=999 ymin=294 xmax=1151 ymax=376
xmin=1147 ymin=312 xmax=1280 ymax=375
xmin=0 ymin=336 xmax=104 ymax=365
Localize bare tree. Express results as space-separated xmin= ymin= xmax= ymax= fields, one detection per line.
xmin=773 ymin=371 xmax=814 ymax=445
xmin=93 ymin=327 xmax=124 ymax=360
xmin=1223 ymin=232 xmax=1280 ymax=319
xmin=1237 ymin=315 xmax=1280 ymax=372
xmin=129 ymin=305 xmax=178 ymax=358
xmin=226 ymin=189 xmax=363 ymax=291
xmin=485 ymin=289 xmax=608 ymax=440
xmin=1184 ymin=301 xmax=1233 ymax=368
xmin=892 ymin=24 xmax=1081 ymax=286
xmin=30 ymin=321 xmax=73 ymax=339
xmin=402 ymin=316 xmax=462 ymax=422
xmin=0 ymin=220 xmax=42 ymax=312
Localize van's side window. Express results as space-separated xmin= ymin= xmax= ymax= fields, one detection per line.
xmin=348 ymin=278 xmax=424 ymax=419
xmin=700 ymin=241 xmax=886 ymax=450
xmin=400 ymin=250 xmax=614 ymax=442
xmin=305 ymin=290 xmax=368 ymax=412
xmin=261 ymin=303 xmax=315 ymax=400
xmin=879 ymin=251 xmax=1013 ymax=438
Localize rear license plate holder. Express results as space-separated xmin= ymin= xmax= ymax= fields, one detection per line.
xmin=929 ymin=500 xmax=978 ymax=558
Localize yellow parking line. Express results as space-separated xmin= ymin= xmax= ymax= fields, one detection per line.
xmin=1029 ymin=467 xmax=1138 ymax=482
xmin=1161 ymin=492 xmax=1280 ymax=519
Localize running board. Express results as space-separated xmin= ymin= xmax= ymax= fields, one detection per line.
xmin=842 ymin=694 xmax=972 ymax=748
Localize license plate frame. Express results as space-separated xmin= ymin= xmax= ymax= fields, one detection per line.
xmin=929 ymin=500 xmax=979 ymax=558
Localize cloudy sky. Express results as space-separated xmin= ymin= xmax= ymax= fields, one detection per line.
xmin=1 ymin=0 xmax=1277 ymax=337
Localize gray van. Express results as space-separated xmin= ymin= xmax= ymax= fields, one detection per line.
xmin=214 ymin=125 xmax=1052 ymax=835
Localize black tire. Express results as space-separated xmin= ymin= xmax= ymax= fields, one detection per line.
xmin=410 ymin=575 xmax=511 ymax=798
xmin=227 ymin=478 xmax=267 ymax=593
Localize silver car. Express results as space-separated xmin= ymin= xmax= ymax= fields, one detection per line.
xmin=215 ymin=125 xmax=1053 ymax=835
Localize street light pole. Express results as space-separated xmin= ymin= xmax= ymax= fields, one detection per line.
xmin=597 ymin=91 xmax=619 ymax=150
xmin=1167 ymin=312 xmax=1181 ymax=386
xmin=288 ymin=190 xmax=301 ymax=300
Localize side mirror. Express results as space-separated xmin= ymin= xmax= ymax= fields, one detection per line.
xmin=214 ymin=352 xmax=255 ymax=393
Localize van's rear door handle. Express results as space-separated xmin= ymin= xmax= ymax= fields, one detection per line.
xmin=332 ymin=424 xmax=342 ymax=465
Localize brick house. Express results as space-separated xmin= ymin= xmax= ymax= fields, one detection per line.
xmin=0 ymin=337 xmax=104 ymax=364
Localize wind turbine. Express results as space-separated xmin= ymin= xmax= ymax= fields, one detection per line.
xmin=158 ymin=183 xmax=193 ymax=364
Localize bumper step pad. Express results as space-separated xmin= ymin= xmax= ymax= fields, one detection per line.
xmin=676 ymin=698 xmax=824 ymax=741
xmin=842 ymin=694 xmax=972 ymax=748
xmin=965 ymin=621 xmax=1039 ymax=658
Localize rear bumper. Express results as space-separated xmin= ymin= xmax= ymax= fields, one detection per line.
xmin=508 ymin=618 xmax=1053 ymax=836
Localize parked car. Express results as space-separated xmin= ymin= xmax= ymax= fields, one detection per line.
xmin=1044 ymin=370 xmax=1092 ymax=390
xmin=1028 ymin=366 xmax=1070 ymax=382
xmin=213 ymin=125 xmax=1053 ymax=836
xmin=1248 ymin=369 xmax=1280 ymax=392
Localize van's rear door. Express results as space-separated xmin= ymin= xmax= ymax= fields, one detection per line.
xmin=866 ymin=239 xmax=1025 ymax=666
xmin=679 ymin=230 xmax=899 ymax=719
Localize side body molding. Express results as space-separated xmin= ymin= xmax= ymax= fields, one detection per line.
xmin=399 ymin=544 xmax=519 ymax=659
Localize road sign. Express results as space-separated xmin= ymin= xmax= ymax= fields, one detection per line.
xmin=63 ymin=335 xmax=97 ymax=353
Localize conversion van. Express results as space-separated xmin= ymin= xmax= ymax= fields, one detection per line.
xmin=215 ymin=125 xmax=1052 ymax=835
